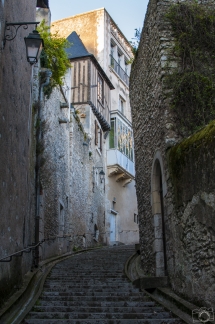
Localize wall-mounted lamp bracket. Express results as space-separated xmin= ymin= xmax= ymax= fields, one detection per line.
xmin=93 ymin=166 xmax=105 ymax=183
xmin=3 ymin=21 xmax=40 ymax=48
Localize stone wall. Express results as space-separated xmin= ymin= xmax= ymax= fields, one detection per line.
xmin=167 ymin=122 xmax=215 ymax=307
xmin=0 ymin=0 xmax=37 ymax=306
xmin=39 ymin=86 xmax=71 ymax=260
xmin=69 ymin=108 xmax=106 ymax=248
xmin=130 ymin=0 xmax=215 ymax=308
xmin=130 ymin=0 xmax=172 ymax=277
xmin=39 ymin=85 xmax=107 ymax=252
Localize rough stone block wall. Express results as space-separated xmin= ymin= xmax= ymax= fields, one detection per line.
xmin=0 ymin=0 xmax=37 ymax=306
xmin=167 ymin=124 xmax=215 ymax=307
xmin=130 ymin=0 xmax=215 ymax=308
xmin=39 ymin=87 xmax=70 ymax=260
xmin=130 ymin=0 xmax=172 ymax=276
xmin=69 ymin=109 xmax=106 ymax=248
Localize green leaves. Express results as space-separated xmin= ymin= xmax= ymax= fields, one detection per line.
xmin=37 ymin=20 xmax=71 ymax=96
xmin=165 ymin=3 xmax=215 ymax=136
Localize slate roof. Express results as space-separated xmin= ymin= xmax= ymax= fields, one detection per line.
xmin=66 ymin=31 xmax=90 ymax=59
xmin=66 ymin=31 xmax=114 ymax=90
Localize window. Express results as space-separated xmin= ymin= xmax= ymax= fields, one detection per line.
xmin=109 ymin=117 xmax=134 ymax=161
xmin=134 ymin=213 xmax=139 ymax=224
xmin=118 ymin=52 xmax=121 ymax=66
xmin=95 ymin=170 xmax=98 ymax=186
xmin=59 ymin=202 xmax=64 ymax=234
xmin=109 ymin=118 xmax=116 ymax=149
xmin=95 ymin=120 xmax=102 ymax=151
xmin=110 ymin=43 xmax=115 ymax=67
xmin=112 ymin=198 xmax=116 ymax=210
xmin=98 ymin=74 xmax=104 ymax=104
xmin=119 ymin=96 xmax=125 ymax=114
xmin=125 ymin=60 xmax=128 ymax=75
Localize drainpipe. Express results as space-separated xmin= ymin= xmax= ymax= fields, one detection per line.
xmin=34 ymin=69 xmax=52 ymax=267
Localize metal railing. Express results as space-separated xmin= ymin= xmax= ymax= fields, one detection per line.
xmin=110 ymin=55 xmax=129 ymax=86
xmin=0 ymin=230 xmax=139 ymax=262
xmin=0 ymin=235 xmax=72 ymax=262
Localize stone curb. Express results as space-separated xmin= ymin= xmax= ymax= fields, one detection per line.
xmin=123 ymin=251 xmax=203 ymax=324
xmin=0 ymin=247 xmax=103 ymax=324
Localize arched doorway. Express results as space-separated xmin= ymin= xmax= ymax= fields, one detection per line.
xmin=151 ymin=153 xmax=167 ymax=277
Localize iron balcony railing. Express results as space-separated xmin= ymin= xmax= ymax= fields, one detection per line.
xmin=110 ymin=55 xmax=129 ymax=86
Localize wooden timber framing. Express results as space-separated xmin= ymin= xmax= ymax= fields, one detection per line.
xmin=70 ymin=55 xmax=114 ymax=132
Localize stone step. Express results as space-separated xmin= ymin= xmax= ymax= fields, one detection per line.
xmin=24 ymin=319 xmax=182 ymax=324
xmin=39 ymin=295 xmax=151 ymax=302
xmin=45 ymin=279 xmax=129 ymax=284
xmin=31 ymin=305 xmax=165 ymax=313
xmin=45 ymin=278 xmax=128 ymax=282
xmin=42 ymin=288 xmax=139 ymax=296
xmin=38 ymin=301 xmax=156 ymax=307
xmin=26 ymin=311 xmax=176 ymax=320
xmin=23 ymin=246 xmax=181 ymax=323
xmin=42 ymin=291 xmax=143 ymax=297
xmin=48 ymin=273 xmax=125 ymax=277
xmin=44 ymin=283 xmax=135 ymax=292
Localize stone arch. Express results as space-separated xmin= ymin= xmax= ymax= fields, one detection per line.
xmin=151 ymin=151 xmax=167 ymax=277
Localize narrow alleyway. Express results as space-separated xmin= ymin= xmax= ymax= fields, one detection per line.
xmin=23 ymin=246 xmax=181 ymax=323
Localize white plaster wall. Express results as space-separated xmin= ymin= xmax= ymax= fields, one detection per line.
xmin=96 ymin=9 xmax=105 ymax=68
xmin=105 ymin=176 xmax=139 ymax=245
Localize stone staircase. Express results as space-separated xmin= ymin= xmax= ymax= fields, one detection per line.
xmin=23 ymin=246 xmax=183 ymax=323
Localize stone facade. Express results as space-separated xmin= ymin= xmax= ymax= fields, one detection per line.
xmin=38 ymin=86 xmax=71 ymax=260
xmin=39 ymin=86 xmax=107 ymax=251
xmin=130 ymin=0 xmax=215 ymax=308
xmin=69 ymin=107 xmax=106 ymax=247
xmin=0 ymin=0 xmax=37 ymax=306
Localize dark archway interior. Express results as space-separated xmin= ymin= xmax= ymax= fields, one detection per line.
xmin=152 ymin=159 xmax=167 ymax=276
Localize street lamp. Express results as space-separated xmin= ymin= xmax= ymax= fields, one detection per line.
xmin=24 ymin=30 xmax=44 ymax=65
xmin=99 ymin=170 xmax=105 ymax=183
xmin=3 ymin=22 xmax=44 ymax=64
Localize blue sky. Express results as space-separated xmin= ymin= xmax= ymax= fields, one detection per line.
xmin=49 ymin=0 xmax=149 ymax=42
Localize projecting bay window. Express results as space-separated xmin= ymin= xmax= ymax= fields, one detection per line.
xmin=109 ymin=117 xmax=134 ymax=162
xmin=98 ymin=74 xmax=104 ymax=104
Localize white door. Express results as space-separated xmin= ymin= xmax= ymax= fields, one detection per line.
xmin=110 ymin=214 xmax=116 ymax=242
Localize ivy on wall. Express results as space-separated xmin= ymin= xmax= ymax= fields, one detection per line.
xmin=37 ymin=21 xmax=71 ymax=97
xmin=165 ymin=2 xmax=215 ymax=136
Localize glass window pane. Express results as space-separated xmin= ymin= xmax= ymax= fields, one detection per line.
xmin=109 ymin=119 xmax=115 ymax=148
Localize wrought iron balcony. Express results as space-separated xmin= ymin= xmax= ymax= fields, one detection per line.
xmin=110 ymin=55 xmax=129 ymax=86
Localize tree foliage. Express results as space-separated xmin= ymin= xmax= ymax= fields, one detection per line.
xmin=165 ymin=2 xmax=215 ymax=136
xmin=37 ymin=20 xmax=71 ymax=97
xmin=130 ymin=28 xmax=142 ymax=56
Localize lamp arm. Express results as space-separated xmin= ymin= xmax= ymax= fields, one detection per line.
xmin=3 ymin=21 xmax=40 ymax=48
